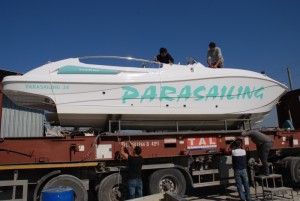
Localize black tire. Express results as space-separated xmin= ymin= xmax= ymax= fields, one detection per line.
xmin=148 ymin=168 xmax=186 ymax=196
xmin=290 ymin=157 xmax=300 ymax=187
xmin=41 ymin=174 xmax=88 ymax=201
xmin=281 ymin=157 xmax=294 ymax=187
xmin=97 ymin=173 xmax=127 ymax=201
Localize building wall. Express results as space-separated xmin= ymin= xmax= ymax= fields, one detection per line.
xmin=0 ymin=83 xmax=2 ymax=138
xmin=277 ymin=89 xmax=300 ymax=129
xmin=1 ymin=95 xmax=45 ymax=138
xmin=1 ymin=69 xmax=44 ymax=138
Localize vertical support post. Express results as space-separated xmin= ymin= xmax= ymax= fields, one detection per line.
xmin=12 ymin=170 xmax=18 ymax=200
xmin=109 ymin=120 xmax=111 ymax=133
xmin=287 ymin=67 xmax=294 ymax=91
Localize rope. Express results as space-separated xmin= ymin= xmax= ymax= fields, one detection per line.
xmin=82 ymin=134 xmax=101 ymax=161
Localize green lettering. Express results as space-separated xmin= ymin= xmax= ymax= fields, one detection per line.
xmin=122 ymin=86 xmax=139 ymax=104
xmin=220 ymin=86 xmax=227 ymax=100
xmin=206 ymin=85 xmax=218 ymax=101
xmin=254 ymin=87 xmax=264 ymax=99
xmin=177 ymin=85 xmax=192 ymax=102
xmin=237 ymin=86 xmax=243 ymax=100
xmin=193 ymin=86 xmax=206 ymax=101
xmin=140 ymin=86 xmax=157 ymax=103
xmin=227 ymin=86 xmax=235 ymax=100
xmin=160 ymin=86 xmax=176 ymax=101
xmin=242 ymin=86 xmax=253 ymax=99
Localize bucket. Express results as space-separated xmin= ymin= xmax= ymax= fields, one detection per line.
xmin=42 ymin=187 xmax=74 ymax=201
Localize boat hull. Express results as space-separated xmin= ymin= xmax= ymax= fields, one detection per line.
xmin=2 ymin=57 xmax=287 ymax=130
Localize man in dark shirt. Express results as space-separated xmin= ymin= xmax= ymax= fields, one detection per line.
xmin=227 ymin=139 xmax=251 ymax=201
xmin=242 ymin=130 xmax=274 ymax=175
xmin=154 ymin=47 xmax=174 ymax=64
xmin=120 ymin=142 xmax=143 ymax=199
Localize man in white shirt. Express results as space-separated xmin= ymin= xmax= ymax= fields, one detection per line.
xmin=228 ymin=139 xmax=252 ymax=201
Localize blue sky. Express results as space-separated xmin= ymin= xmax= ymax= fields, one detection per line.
xmin=1 ymin=0 xmax=300 ymax=127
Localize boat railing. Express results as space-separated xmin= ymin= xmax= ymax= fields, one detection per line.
xmin=107 ymin=118 xmax=252 ymax=133
xmin=78 ymin=56 xmax=199 ymax=68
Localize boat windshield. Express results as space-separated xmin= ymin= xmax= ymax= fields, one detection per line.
xmin=186 ymin=57 xmax=198 ymax=65
xmin=79 ymin=56 xmax=162 ymax=68
xmin=78 ymin=56 xmax=199 ymax=68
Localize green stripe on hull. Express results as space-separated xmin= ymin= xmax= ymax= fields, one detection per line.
xmin=58 ymin=65 xmax=119 ymax=74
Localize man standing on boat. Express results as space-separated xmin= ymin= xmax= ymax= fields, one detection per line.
xmin=120 ymin=142 xmax=143 ymax=199
xmin=207 ymin=42 xmax=224 ymax=68
xmin=154 ymin=47 xmax=174 ymax=64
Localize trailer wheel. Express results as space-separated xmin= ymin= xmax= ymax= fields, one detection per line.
xmin=42 ymin=174 xmax=87 ymax=201
xmin=290 ymin=157 xmax=300 ymax=186
xmin=148 ymin=168 xmax=186 ymax=196
xmin=281 ymin=157 xmax=294 ymax=186
xmin=281 ymin=157 xmax=300 ymax=187
xmin=97 ymin=173 xmax=127 ymax=201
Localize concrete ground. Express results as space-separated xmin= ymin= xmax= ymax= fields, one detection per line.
xmin=183 ymin=184 xmax=298 ymax=201
xmin=115 ymin=184 xmax=298 ymax=201
xmin=1 ymin=184 xmax=298 ymax=200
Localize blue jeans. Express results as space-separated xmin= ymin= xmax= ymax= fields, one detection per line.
xmin=234 ymin=169 xmax=251 ymax=201
xmin=127 ymin=178 xmax=143 ymax=199
xmin=257 ymin=141 xmax=273 ymax=175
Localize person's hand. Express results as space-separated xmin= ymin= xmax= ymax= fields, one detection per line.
xmin=154 ymin=56 xmax=158 ymax=62
xmin=128 ymin=141 xmax=134 ymax=147
xmin=208 ymin=63 xmax=215 ymax=68
xmin=211 ymin=62 xmax=217 ymax=68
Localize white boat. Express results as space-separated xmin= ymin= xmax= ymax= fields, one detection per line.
xmin=2 ymin=56 xmax=287 ymax=130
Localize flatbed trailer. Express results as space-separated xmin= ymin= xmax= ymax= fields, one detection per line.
xmin=1 ymin=129 xmax=300 ymax=201
xmin=1 ymin=70 xmax=300 ymax=201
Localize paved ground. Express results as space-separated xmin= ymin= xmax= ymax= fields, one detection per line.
xmin=183 ymin=184 xmax=298 ymax=201
xmin=1 ymin=184 xmax=298 ymax=200
xmin=129 ymin=185 xmax=298 ymax=201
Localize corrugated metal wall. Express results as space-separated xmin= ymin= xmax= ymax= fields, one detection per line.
xmin=1 ymin=95 xmax=44 ymax=138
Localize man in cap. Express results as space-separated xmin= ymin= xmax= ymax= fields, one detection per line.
xmin=120 ymin=142 xmax=143 ymax=199
xmin=154 ymin=47 xmax=174 ymax=64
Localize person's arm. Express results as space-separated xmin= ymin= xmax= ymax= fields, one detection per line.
xmin=225 ymin=144 xmax=232 ymax=155
xmin=212 ymin=48 xmax=222 ymax=68
xmin=207 ymin=51 xmax=212 ymax=67
xmin=120 ymin=145 xmax=129 ymax=159
xmin=212 ymin=58 xmax=221 ymax=68
xmin=241 ymin=130 xmax=254 ymax=137
xmin=128 ymin=141 xmax=135 ymax=149
xmin=168 ymin=54 xmax=174 ymax=64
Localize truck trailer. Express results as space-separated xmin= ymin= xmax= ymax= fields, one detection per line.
xmin=1 ymin=69 xmax=300 ymax=201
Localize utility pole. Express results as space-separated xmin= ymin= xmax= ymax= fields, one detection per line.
xmin=286 ymin=67 xmax=294 ymax=128
xmin=287 ymin=67 xmax=294 ymax=91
